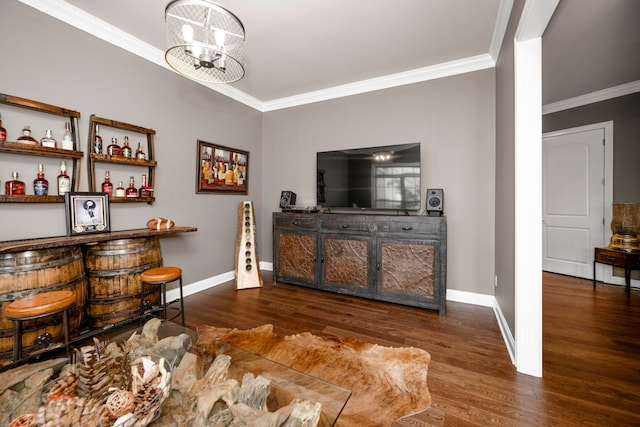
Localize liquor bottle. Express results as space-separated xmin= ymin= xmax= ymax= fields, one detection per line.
xmin=135 ymin=142 xmax=146 ymax=160
xmin=57 ymin=161 xmax=71 ymax=195
xmin=33 ymin=164 xmax=48 ymax=196
xmin=101 ymin=170 xmax=113 ymax=196
xmin=61 ymin=122 xmax=74 ymax=150
xmin=94 ymin=124 xmax=103 ymax=154
xmin=17 ymin=125 xmax=38 ymax=145
xmin=0 ymin=112 xmax=6 ymax=142
xmin=237 ymin=168 xmax=244 ymax=186
xmin=107 ymin=137 xmax=122 ymax=156
xmin=5 ymin=172 xmax=25 ymax=195
xmin=218 ymin=161 xmax=226 ymax=181
xmin=139 ymin=174 xmax=152 ymax=198
xmin=125 ymin=176 xmax=138 ymax=198
xmin=115 ymin=180 xmax=126 ymax=197
xmin=121 ymin=136 xmax=132 ymax=158
xmin=40 ymin=129 xmax=57 ymax=148
xmin=225 ymin=164 xmax=234 ymax=185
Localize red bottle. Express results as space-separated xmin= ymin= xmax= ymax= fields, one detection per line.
xmin=125 ymin=176 xmax=138 ymax=198
xmin=101 ymin=170 xmax=113 ymax=196
xmin=5 ymin=172 xmax=25 ymax=195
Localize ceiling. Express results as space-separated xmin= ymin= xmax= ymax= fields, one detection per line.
xmin=18 ymin=0 xmax=640 ymax=112
xmin=24 ymin=0 xmax=506 ymax=111
xmin=542 ymin=0 xmax=640 ymax=107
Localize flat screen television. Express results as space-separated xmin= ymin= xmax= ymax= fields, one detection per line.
xmin=317 ymin=142 xmax=421 ymax=212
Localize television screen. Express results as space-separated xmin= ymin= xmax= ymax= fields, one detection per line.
xmin=317 ymin=142 xmax=421 ymax=211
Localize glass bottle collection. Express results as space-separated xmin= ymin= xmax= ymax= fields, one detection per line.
xmin=1 ymin=112 xmax=153 ymax=199
xmin=105 ymin=135 xmax=145 ymax=159
xmin=100 ymin=171 xmax=153 ymax=199
xmin=3 ymin=166 xmax=153 ymax=199
xmin=3 ymin=121 xmax=76 ymax=150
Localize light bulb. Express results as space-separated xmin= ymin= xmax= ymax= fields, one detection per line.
xmin=191 ymin=44 xmax=202 ymax=57
xmin=214 ymin=30 xmax=226 ymax=47
xmin=217 ymin=54 xmax=227 ymax=71
xmin=182 ymin=24 xmax=194 ymax=42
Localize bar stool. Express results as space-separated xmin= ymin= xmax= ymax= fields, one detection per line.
xmin=140 ymin=266 xmax=185 ymax=326
xmin=5 ymin=290 xmax=76 ymax=362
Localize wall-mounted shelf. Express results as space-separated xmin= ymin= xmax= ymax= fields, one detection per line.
xmin=87 ymin=115 xmax=156 ymax=204
xmin=0 ymin=93 xmax=82 ymax=203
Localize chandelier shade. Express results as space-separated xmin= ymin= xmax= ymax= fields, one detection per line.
xmin=165 ymin=0 xmax=245 ymax=83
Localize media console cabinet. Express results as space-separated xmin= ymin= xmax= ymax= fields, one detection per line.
xmin=273 ymin=212 xmax=447 ymax=315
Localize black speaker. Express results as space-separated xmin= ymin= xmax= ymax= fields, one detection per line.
xmin=426 ymin=189 xmax=444 ymax=216
xmin=279 ymin=191 xmax=297 ymax=208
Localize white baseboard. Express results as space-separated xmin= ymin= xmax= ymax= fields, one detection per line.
xmin=169 ymin=264 xmax=516 ymax=360
xmin=493 ymin=299 xmax=516 ymax=365
xmin=165 ymin=270 xmax=233 ymax=302
xmin=165 ymin=262 xmax=273 ymax=302
xmin=171 ymin=262 xmax=499 ymax=311
xmin=446 ymin=289 xmax=494 ymax=307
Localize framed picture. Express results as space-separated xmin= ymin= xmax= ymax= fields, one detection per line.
xmin=196 ymin=140 xmax=248 ymax=194
xmin=65 ymin=192 xmax=111 ymax=236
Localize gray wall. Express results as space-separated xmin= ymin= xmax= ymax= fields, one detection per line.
xmin=0 ymin=2 xmax=263 ymax=285
xmin=543 ymin=93 xmax=640 ymax=203
xmin=261 ymin=71 xmax=497 ymax=295
xmin=494 ymin=0 xmax=526 ymax=335
xmin=2 ymin=2 xmax=497 ymax=298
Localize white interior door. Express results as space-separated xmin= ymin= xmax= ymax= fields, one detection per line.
xmin=542 ymin=126 xmax=605 ymax=279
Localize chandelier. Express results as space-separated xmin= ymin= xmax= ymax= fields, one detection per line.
xmin=165 ymin=0 xmax=245 ymax=83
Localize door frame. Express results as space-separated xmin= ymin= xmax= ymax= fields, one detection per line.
xmin=542 ymin=120 xmax=614 ymax=280
xmin=513 ymin=0 xmax=560 ymax=377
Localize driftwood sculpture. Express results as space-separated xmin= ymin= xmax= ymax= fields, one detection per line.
xmin=188 ymin=353 xmax=322 ymax=426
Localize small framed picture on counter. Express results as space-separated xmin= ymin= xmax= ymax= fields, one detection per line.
xmin=196 ymin=140 xmax=249 ymax=195
xmin=65 ymin=192 xmax=111 ymax=236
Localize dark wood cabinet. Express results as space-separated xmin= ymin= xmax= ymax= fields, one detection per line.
xmin=273 ymin=212 xmax=447 ymax=315
xmin=593 ymin=247 xmax=640 ymax=297
xmin=273 ymin=213 xmax=319 ymax=286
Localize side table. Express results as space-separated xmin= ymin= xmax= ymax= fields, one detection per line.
xmin=593 ymin=247 xmax=640 ymax=297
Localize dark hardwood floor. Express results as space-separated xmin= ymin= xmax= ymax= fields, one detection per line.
xmin=183 ymin=272 xmax=640 ymax=426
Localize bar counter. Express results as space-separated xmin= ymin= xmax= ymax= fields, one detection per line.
xmin=0 ymin=226 xmax=197 ymax=254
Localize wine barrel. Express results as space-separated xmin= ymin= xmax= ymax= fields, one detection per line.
xmin=85 ymin=237 xmax=162 ymax=327
xmin=0 ymin=246 xmax=86 ymax=359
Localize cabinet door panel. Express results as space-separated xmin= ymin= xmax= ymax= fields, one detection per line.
xmin=323 ymin=237 xmax=369 ymax=288
xmin=277 ymin=232 xmax=316 ymax=282
xmin=379 ymin=240 xmax=436 ymax=299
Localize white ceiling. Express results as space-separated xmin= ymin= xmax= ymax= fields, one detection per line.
xmin=21 ymin=0 xmax=507 ymax=111
xmin=18 ymin=0 xmax=640 ymax=112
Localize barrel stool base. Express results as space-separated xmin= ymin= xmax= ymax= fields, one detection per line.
xmin=140 ymin=267 xmax=185 ymax=326
xmin=6 ymin=290 xmax=76 ymax=362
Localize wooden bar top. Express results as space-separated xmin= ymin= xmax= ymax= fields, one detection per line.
xmin=0 ymin=226 xmax=197 ymax=254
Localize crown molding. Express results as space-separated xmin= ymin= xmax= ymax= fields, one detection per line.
xmin=489 ymin=0 xmax=514 ymax=61
xmin=19 ymin=0 xmax=499 ymax=113
xmin=543 ymin=80 xmax=640 ymax=114
xmin=262 ymin=54 xmax=496 ymax=112
xmin=17 ymin=0 xmax=265 ymax=110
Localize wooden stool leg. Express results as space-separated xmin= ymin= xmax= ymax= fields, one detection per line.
xmin=13 ymin=320 xmax=23 ymax=362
